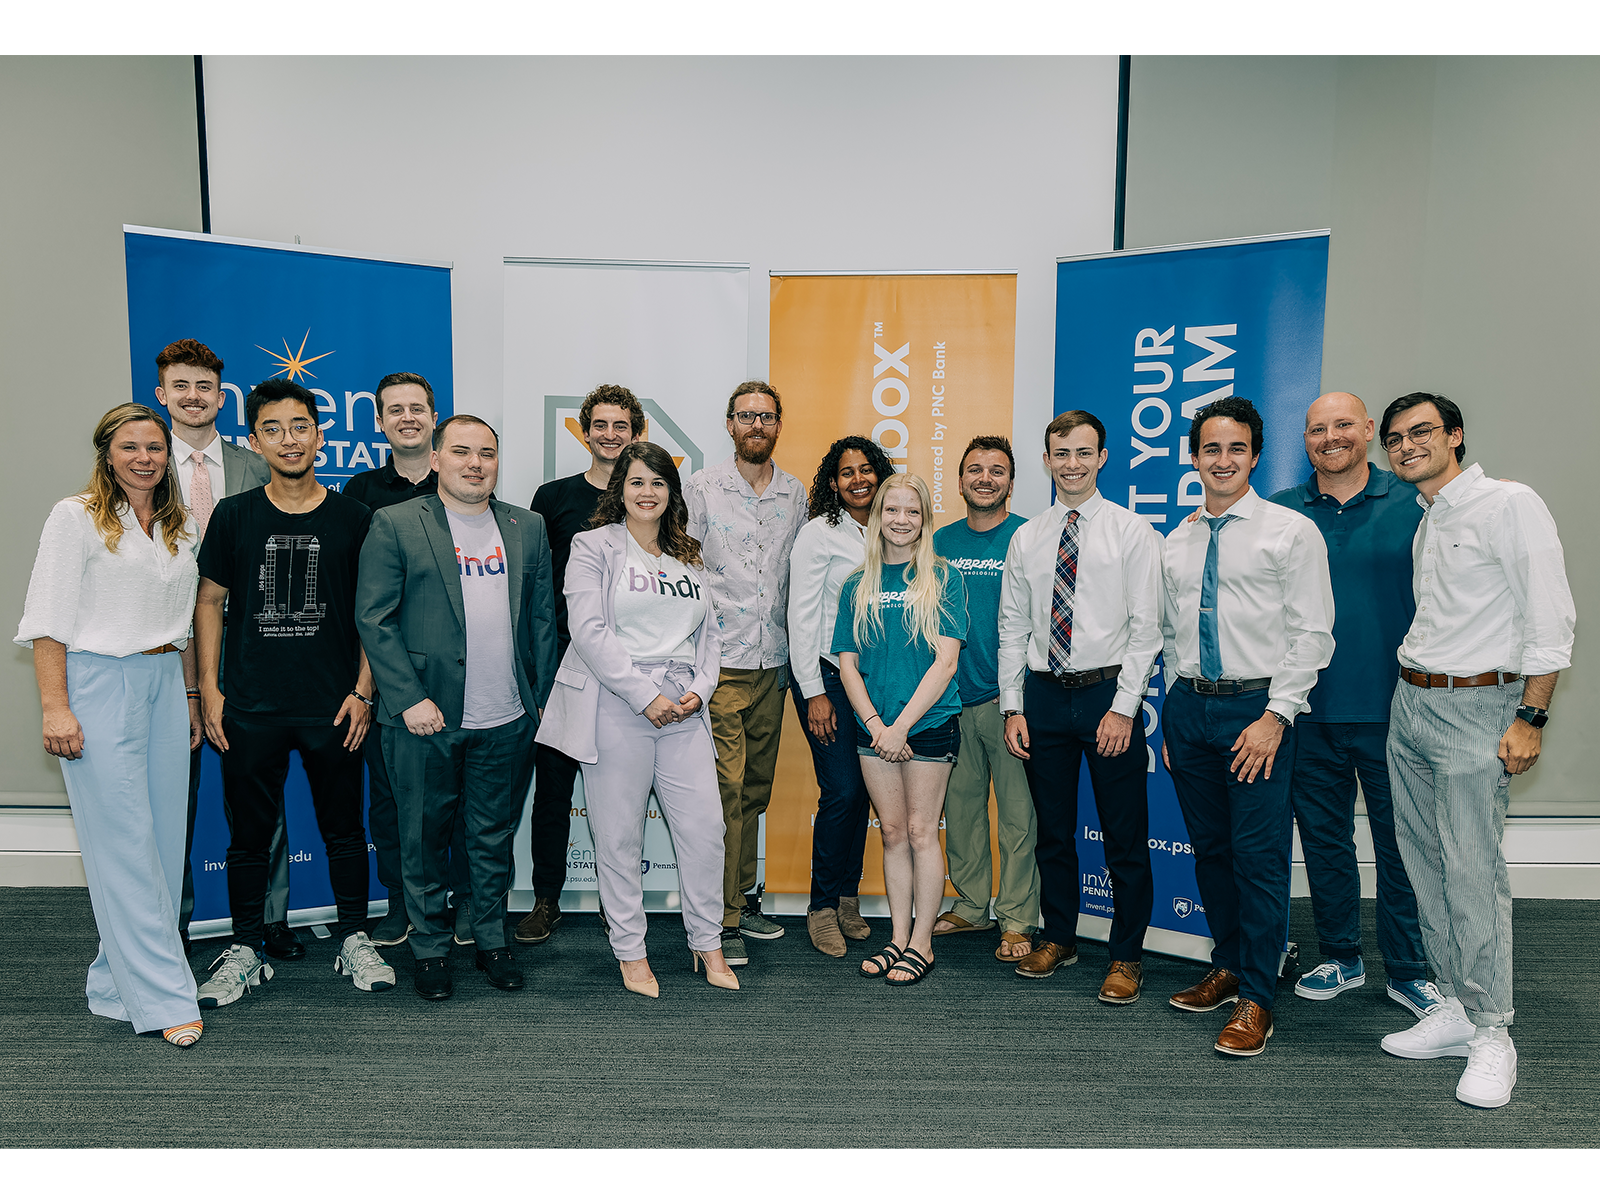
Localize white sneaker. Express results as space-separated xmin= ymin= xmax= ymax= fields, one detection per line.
xmin=1381 ymin=996 xmax=1475 ymax=1059
xmin=1456 ymin=1029 xmax=1517 ymax=1109
xmin=197 ymin=943 xmax=274 ymax=1008
xmin=334 ymin=931 xmax=396 ymax=992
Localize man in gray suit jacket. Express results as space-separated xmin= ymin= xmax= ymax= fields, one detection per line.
xmin=154 ymin=339 xmax=298 ymax=958
xmin=356 ymin=415 xmax=557 ymax=1000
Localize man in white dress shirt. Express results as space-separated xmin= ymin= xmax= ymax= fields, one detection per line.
xmin=999 ymin=411 xmax=1163 ymax=1002
xmin=1160 ymin=396 xmax=1334 ymax=1057
xmin=1376 ymin=392 xmax=1575 ymax=1109
xmin=152 ymin=339 xmax=284 ymax=956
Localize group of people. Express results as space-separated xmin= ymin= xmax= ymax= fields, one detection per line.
xmin=20 ymin=339 xmax=1573 ymax=1113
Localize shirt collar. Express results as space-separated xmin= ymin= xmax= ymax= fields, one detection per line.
xmin=1199 ymin=487 xmax=1261 ymax=524
xmin=1298 ymin=464 xmax=1394 ymax=507
xmin=1050 ymin=489 xmax=1104 ymax=525
xmin=178 ymin=431 xmax=224 ymax=467
xmin=710 ymin=454 xmax=795 ymax=497
xmin=1430 ymin=461 xmax=1484 ymax=509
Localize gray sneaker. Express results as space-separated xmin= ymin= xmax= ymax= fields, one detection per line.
xmin=197 ymin=943 xmax=274 ymax=1008
xmin=369 ymin=907 xmax=412 ymax=947
xmin=453 ymin=899 xmax=474 ymax=946
xmin=720 ymin=929 xmax=750 ymax=966
xmin=739 ymin=905 xmax=785 ymax=940
xmin=334 ymin=931 xmax=396 ymax=992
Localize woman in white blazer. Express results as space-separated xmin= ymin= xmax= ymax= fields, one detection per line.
xmin=535 ymin=442 xmax=735 ymax=995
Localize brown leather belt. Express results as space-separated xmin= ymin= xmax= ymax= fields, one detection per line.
xmin=1034 ymin=665 xmax=1121 ymax=689
xmin=141 ymin=643 xmax=180 ymax=655
xmin=1400 ymin=667 xmax=1519 ymax=689
xmin=1182 ymin=676 xmax=1272 ymax=696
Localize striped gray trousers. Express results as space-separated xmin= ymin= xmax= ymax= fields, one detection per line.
xmin=1386 ymin=677 xmax=1520 ymax=1027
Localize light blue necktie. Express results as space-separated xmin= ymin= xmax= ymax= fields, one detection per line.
xmin=1198 ymin=514 xmax=1237 ymax=682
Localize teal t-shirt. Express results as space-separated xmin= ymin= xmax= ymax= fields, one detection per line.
xmin=933 ymin=513 xmax=1027 ymax=707
xmin=831 ymin=559 xmax=969 ymax=736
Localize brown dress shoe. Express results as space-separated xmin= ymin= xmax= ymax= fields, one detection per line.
xmin=514 ymin=897 xmax=562 ymax=944
xmin=1214 ymin=998 xmax=1273 ymax=1056
xmin=1098 ymin=960 xmax=1143 ymax=1004
xmin=1014 ymin=940 xmax=1079 ymax=979
xmin=1169 ymin=966 xmax=1241 ymax=1012
xmin=806 ymin=908 xmax=847 ymax=957
xmin=837 ymin=895 xmax=871 ymax=941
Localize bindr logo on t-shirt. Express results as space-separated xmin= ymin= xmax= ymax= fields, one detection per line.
xmin=627 ymin=566 xmax=703 ymax=600
xmin=457 ymin=545 xmax=507 ymax=576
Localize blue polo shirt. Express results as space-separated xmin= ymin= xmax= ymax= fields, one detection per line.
xmin=1268 ymin=466 xmax=1421 ymax=723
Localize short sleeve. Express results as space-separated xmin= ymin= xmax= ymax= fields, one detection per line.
xmin=15 ymin=500 xmax=90 ymax=649
xmin=830 ymin=577 xmax=860 ymax=656
xmin=940 ymin=566 xmax=969 ymax=642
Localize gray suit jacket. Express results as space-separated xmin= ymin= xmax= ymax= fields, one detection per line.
xmin=533 ymin=524 xmax=721 ymax=764
xmin=220 ymin=437 xmax=270 ymax=496
xmin=356 ymin=495 xmax=557 ymax=731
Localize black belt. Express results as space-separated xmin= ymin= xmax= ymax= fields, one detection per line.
xmin=1033 ymin=665 xmax=1121 ymax=690
xmin=1181 ymin=676 xmax=1271 ymax=696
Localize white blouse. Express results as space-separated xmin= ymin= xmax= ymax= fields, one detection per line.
xmin=15 ymin=496 xmax=200 ymax=657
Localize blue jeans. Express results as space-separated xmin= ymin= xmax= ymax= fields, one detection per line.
xmin=790 ymin=660 xmax=871 ymax=912
xmin=1291 ymin=721 xmax=1427 ymax=979
xmin=1163 ymin=681 xmax=1295 ymax=1009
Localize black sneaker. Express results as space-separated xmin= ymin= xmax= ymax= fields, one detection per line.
xmin=739 ymin=904 xmax=785 ymax=940
xmin=720 ymin=928 xmax=750 ymax=966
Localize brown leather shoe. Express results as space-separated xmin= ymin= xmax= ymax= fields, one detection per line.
xmin=806 ymin=907 xmax=847 ymax=957
xmin=514 ymin=896 xmax=562 ymax=944
xmin=1214 ymin=999 xmax=1273 ymax=1056
xmin=1014 ymin=940 xmax=1079 ymax=979
xmin=1169 ymin=966 xmax=1241 ymax=1012
xmin=1098 ymin=960 xmax=1143 ymax=1004
xmin=837 ymin=895 xmax=871 ymax=941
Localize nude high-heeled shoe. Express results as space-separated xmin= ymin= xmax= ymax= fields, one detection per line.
xmin=620 ymin=960 xmax=659 ymax=998
xmin=692 ymin=949 xmax=740 ymax=991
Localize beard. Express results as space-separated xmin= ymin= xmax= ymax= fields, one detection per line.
xmin=735 ymin=431 xmax=775 ymax=465
xmin=273 ymin=458 xmax=314 ymax=481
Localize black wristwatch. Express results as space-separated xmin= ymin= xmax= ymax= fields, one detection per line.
xmin=1269 ymin=711 xmax=1291 ymax=728
xmin=1515 ymin=705 xmax=1549 ymax=729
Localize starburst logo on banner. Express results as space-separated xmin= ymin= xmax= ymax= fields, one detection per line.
xmin=257 ymin=330 xmax=335 ymax=382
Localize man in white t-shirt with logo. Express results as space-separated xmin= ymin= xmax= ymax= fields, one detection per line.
xmin=357 ymin=416 xmax=558 ymax=1001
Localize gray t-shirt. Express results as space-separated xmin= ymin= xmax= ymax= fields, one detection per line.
xmin=446 ymin=507 xmax=525 ymax=730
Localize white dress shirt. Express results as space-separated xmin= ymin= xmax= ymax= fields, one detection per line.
xmin=16 ymin=497 xmax=199 ymax=656
xmin=997 ymin=491 xmax=1163 ymax=719
xmin=1160 ymin=487 xmax=1335 ymax=721
xmin=787 ymin=512 xmax=869 ymax=699
xmin=173 ymin=430 xmax=226 ymax=508
xmin=1398 ymin=463 xmax=1575 ymax=676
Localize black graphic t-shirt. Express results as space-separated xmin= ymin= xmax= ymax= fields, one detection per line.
xmin=198 ymin=487 xmax=372 ymax=725
xmin=529 ymin=471 xmax=607 ymax=650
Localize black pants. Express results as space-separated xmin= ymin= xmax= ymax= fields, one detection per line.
xmin=529 ymin=742 xmax=579 ymax=899
xmin=1020 ymin=673 xmax=1154 ymax=962
xmin=219 ymin=715 xmax=371 ymax=950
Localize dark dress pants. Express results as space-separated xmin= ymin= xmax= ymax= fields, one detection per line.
xmin=789 ymin=660 xmax=872 ymax=911
xmin=529 ymin=742 xmax=579 ymax=899
xmin=1163 ymin=681 xmax=1295 ymax=1009
xmin=219 ymin=715 xmax=371 ymax=950
xmin=1020 ymin=673 xmax=1153 ymax=962
xmin=386 ymin=713 xmax=538 ymax=960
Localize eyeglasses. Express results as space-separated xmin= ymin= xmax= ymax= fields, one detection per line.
xmin=1381 ymin=422 xmax=1444 ymax=452
xmin=732 ymin=411 xmax=779 ymax=427
xmin=256 ymin=421 xmax=317 ymax=444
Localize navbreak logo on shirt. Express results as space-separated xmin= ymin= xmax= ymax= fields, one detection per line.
xmin=628 ymin=567 xmax=703 ymax=600
xmin=457 ymin=545 xmax=507 ymax=576
xmin=944 ymin=556 xmax=1005 ymax=576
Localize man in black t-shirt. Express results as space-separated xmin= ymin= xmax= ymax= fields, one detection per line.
xmin=193 ymin=379 xmax=395 ymax=1007
xmin=515 ymin=383 xmax=642 ymax=944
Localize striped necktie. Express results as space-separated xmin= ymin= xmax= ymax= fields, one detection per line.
xmin=1047 ymin=510 xmax=1081 ymax=675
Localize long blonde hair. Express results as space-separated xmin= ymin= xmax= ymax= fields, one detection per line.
xmin=850 ymin=473 xmax=950 ymax=651
xmin=83 ymin=404 xmax=190 ymax=556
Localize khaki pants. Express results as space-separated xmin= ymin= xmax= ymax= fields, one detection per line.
xmin=709 ymin=665 xmax=787 ymax=926
xmin=942 ymin=700 xmax=1040 ymax=934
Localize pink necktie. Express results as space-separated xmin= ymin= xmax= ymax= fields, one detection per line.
xmin=189 ymin=450 xmax=214 ymax=541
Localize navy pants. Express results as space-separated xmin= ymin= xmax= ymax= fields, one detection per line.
xmin=1291 ymin=721 xmax=1427 ymax=979
xmin=1163 ymin=682 xmax=1295 ymax=1009
xmin=790 ymin=659 xmax=871 ymax=912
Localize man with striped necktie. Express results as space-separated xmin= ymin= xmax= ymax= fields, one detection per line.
xmin=997 ymin=410 xmax=1163 ymax=1003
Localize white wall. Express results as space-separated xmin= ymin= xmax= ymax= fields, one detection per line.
xmin=202 ymin=56 xmax=1119 ymax=519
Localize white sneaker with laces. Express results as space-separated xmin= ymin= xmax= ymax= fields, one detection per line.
xmin=334 ymin=931 xmax=396 ymax=992
xmin=197 ymin=943 xmax=274 ymax=1008
xmin=1456 ymin=1029 xmax=1517 ymax=1108
xmin=1381 ymin=996 xmax=1475 ymax=1059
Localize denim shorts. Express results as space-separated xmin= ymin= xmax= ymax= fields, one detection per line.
xmin=856 ymin=712 xmax=961 ymax=764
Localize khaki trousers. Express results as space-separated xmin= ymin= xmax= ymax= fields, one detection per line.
xmin=942 ymin=700 xmax=1040 ymax=934
xmin=709 ymin=665 xmax=787 ymax=926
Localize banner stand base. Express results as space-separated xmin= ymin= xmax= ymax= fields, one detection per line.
xmin=188 ymin=899 xmax=390 ymax=943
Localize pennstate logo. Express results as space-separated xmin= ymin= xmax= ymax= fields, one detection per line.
xmin=1173 ymin=897 xmax=1196 ymax=919
xmin=640 ymin=860 xmax=651 ymax=876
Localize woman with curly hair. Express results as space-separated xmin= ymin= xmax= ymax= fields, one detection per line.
xmin=786 ymin=435 xmax=895 ymax=956
xmin=535 ymin=441 xmax=736 ymax=995
xmin=16 ymin=403 xmax=205 ymax=1047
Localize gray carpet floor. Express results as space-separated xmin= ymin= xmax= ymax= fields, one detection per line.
xmin=0 ymin=887 xmax=1594 ymax=1148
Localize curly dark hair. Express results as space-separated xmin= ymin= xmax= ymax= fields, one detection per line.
xmin=808 ymin=435 xmax=897 ymax=526
xmin=589 ymin=441 xmax=703 ymax=568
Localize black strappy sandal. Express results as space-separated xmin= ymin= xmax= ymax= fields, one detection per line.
xmin=859 ymin=942 xmax=904 ymax=978
xmin=884 ymin=945 xmax=936 ymax=987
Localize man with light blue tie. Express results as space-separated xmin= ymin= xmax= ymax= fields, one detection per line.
xmin=1159 ymin=396 xmax=1334 ymax=1057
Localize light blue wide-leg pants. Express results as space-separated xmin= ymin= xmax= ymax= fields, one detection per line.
xmin=61 ymin=651 xmax=199 ymax=1033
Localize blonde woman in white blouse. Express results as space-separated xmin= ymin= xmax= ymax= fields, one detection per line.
xmin=17 ymin=404 xmax=205 ymax=1048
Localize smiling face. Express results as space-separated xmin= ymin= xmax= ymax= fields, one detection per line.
xmin=1045 ymin=424 xmax=1107 ymax=504
xmin=1304 ymin=391 xmax=1372 ymax=480
xmin=107 ymin=418 xmax=170 ymax=499
xmin=959 ymin=448 xmax=1013 ymax=515
xmin=376 ymin=382 xmax=436 ymax=454
xmin=878 ymin=484 xmax=924 ymax=553
xmin=1191 ymin=416 xmax=1259 ymax=512
xmin=830 ymin=448 xmax=881 ymax=522
xmin=1385 ymin=401 xmax=1463 ymax=487
xmin=583 ymin=402 xmax=637 ymax=466
xmin=249 ymin=398 xmax=323 ymax=480
xmin=433 ymin=420 xmax=499 ymax=508
xmin=622 ymin=458 xmax=671 ymax=527
xmin=156 ymin=363 xmax=225 ymax=433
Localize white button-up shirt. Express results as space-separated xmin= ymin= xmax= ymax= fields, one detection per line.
xmin=1398 ymin=463 xmax=1575 ymax=676
xmin=173 ymin=431 xmax=226 ymax=509
xmin=787 ymin=512 xmax=869 ymax=699
xmin=997 ymin=491 xmax=1163 ymax=719
xmin=685 ymin=455 xmax=809 ymax=669
xmin=1160 ymin=487 xmax=1335 ymax=721
xmin=16 ymin=497 xmax=199 ymax=656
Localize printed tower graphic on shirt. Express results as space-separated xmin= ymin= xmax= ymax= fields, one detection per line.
xmin=256 ymin=535 xmax=327 ymax=633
